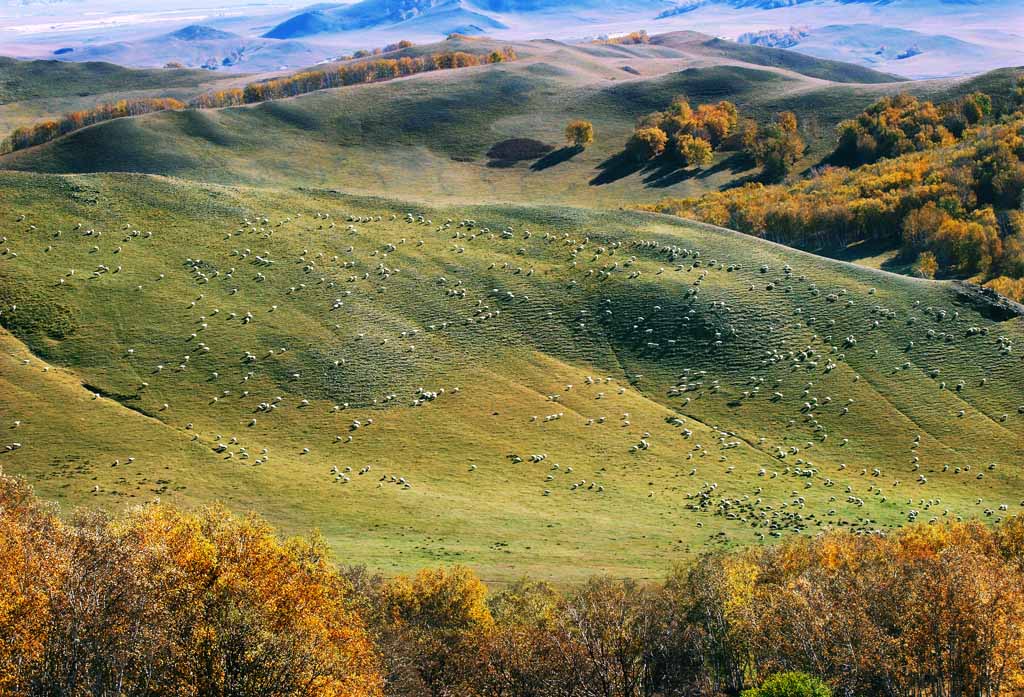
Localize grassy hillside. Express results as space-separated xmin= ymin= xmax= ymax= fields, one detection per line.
xmin=0 ymin=40 xmax=918 ymax=204
xmin=0 ymin=58 xmax=213 ymax=105
xmin=0 ymin=57 xmax=240 ymax=135
xmin=1 ymin=170 xmax=1022 ymax=581
xmin=3 ymin=36 xmax=1015 ymax=209
xmin=684 ymin=37 xmax=906 ymax=84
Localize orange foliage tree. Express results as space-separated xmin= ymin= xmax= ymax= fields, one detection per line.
xmin=643 ymin=114 xmax=1024 ymax=286
xmin=0 ymin=470 xmax=382 ymax=697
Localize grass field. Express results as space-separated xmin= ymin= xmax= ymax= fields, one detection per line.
xmin=4 ymin=36 xmax=1017 ymax=215
xmin=8 ymin=34 xmax=1001 ymax=210
xmin=0 ymin=57 xmax=243 ymax=135
xmin=1 ymin=170 xmax=1022 ymax=582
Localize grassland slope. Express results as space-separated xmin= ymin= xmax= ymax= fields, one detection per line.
xmin=1 ymin=170 xmax=1022 ymax=581
xmin=0 ymin=57 xmax=242 ymax=135
xmin=2 ymin=37 xmax=1015 ymax=209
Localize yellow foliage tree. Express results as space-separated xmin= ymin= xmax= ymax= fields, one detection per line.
xmin=565 ymin=119 xmax=595 ymax=148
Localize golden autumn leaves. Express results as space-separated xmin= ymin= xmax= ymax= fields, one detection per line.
xmin=644 ymin=82 xmax=1024 ymax=296
xmin=0 ymin=472 xmax=382 ymax=697
xmin=6 ymin=464 xmax=1024 ymax=697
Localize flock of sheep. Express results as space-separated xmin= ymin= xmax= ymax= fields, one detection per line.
xmin=2 ymin=197 xmax=1023 ymax=544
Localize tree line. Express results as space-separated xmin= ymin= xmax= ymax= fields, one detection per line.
xmin=4 ymin=467 xmax=1024 ymax=697
xmin=593 ymin=31 xmax=651 ymax=46
xmin=192 ymin=48 xmax=517 ymax=108
xmin=834 ymin=91 xmax=995 ymax=166
xmin=619 ymin=95 xmax=806 ymax=181
xmin=0 ymin=47 xmax=518 ymax=155
xmin=643 ymin=80 xmax=1024 ymax=297
xmin=1 ymin=98 xmax=188 ymax=153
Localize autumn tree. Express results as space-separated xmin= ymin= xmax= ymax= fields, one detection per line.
xmin=477 ymin=579 xmax=572 ymax=696
xmin=381 ymin=566 xmax=493 ymax=697
xmin=565 ymin=119 xmax=595 ymax=148
xmin=0 ymin=473 xmax=58 ymax=696
xmin=676 ymin=134 xmax=714 ymax=168
xmin=0 ymin=473 xmax=383 ymax=697
xmin=628 ymin=127 xmax=668 ymax=161
xmin=552 ymin=577 xmax=695 ymax=697
xmin=914 ymin=251 xmax=939 ymax=279
xmin=751 ymin=111 xmax=805 ymax=181
xmin=833 ymin=92 xmax=988 ymax=164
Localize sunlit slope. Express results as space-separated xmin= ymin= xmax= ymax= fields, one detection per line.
xmin=1 ymin=37 xmax=971 ymax=208
xmin=0 ymin=57 xmax=240 ymax=136
xmin=1 ymin=171 xmax=1022 ymax=580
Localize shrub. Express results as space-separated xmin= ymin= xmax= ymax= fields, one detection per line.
xmin=742 ymin=672 xmax=832 ymax=697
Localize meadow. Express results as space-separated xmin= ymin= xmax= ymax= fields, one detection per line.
xmin=2 ymin=33 xmax=978 ymax=209
xmin=2 ymin=169 xmax=1022 ymax=581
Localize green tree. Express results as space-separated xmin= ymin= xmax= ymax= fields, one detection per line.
xmin=742 ymin=672 xmax=832 ymax=697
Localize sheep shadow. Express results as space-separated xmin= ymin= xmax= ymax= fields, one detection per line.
xmin=530 ymin=146 xmax=582 ymax=171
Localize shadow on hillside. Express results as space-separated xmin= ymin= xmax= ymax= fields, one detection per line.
xmin=592 ymin=149 xmax=759 ymax=188
xmin=642 ymin=158 xmax=699 ymax=188
xmin=590 ymin=151 xmax=644 ymax=185
xmin=703 ymin=151 xmax=757 ymax=178
xmin=832 ymin=237 xmax=914 ymax=274
xmin=530 ymin=146 xmax=582 ymax=171
xmin=717 ymin=154 xmax=778 ymax=190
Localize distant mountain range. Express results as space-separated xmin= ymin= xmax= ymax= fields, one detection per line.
xmin=20 ymin=0 xmax=1023 ymax=78
xmin=262 ymin=0 xmax=671 ymax=39
xmin=658 ymin=0 xmax=991 ymax=12
xmin=736 ymin=23 xmax=1024 ymax=78
xmin=52 ymin=25 xmax=323 ymax=71
xmin=264 ymin=0 xmax=509 ymax=39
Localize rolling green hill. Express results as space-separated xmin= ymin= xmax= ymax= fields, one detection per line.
xmin=2 ymin=36 xmax=1016 ymax=212
xmin=0 ymin=57 xmax=213 ymax=105
xmin=1 ymin=170 xmax=1022 ymax=582
xmin=660 ymin=35 xmax=907 ymax=84
xmin=0 ymin=57 xmax=242 ymax=136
